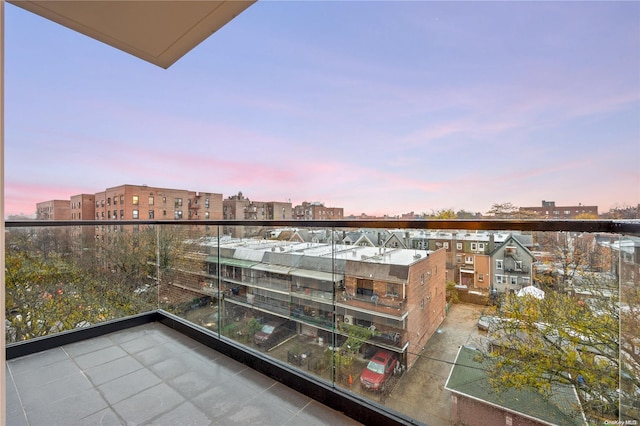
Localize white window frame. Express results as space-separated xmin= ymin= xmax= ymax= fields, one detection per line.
xmin=496 ymin=259 xmax=503 ymax=270
xmin=456 ymin=242 xmax=463 ymax=250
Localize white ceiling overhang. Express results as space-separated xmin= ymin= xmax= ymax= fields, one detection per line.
xmin=8 ymin=0 xmax=255 ymax=68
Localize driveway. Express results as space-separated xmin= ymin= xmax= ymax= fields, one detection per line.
xmin=385 ymin=303 xmax=488 ymax=426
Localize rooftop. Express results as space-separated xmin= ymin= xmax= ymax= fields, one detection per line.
xmin=445 ymin=346 xmax=585 ymax=426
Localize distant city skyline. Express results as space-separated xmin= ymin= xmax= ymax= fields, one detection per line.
xmin=5 ymin=1 xmax=639 ymax=218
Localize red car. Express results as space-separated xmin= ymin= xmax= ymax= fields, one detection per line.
xmin=359 ymin=350 xmax=398 ymax=392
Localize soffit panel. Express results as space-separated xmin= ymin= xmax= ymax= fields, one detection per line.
xmin=8 ymin=0 xmax=255 ymax=68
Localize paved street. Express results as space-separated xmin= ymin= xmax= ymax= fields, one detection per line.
xmin=385 ymin=303 xmax=488 ymax=426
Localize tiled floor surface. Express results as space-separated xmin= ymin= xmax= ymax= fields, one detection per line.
xmin=6 ymin=323 xmax=361 ymax=426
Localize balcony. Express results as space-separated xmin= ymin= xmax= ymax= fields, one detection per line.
xmin=4 ymin=219 xmax=640 ymax=425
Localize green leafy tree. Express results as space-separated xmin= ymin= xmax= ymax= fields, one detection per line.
xmin=620 ymin=283 xmax=640 ymax=420
xmin=428 ymin=209 xmax=457 ymax=219
xmin=534 ymin=232 xmax=594 ymax=292
xmin=446 ymin=281 xmax=459 ymax=303
xmin=480 ymin=274 xmax=624 ymax=420
xmin=5 ymin=228 xmax=159 ymax=343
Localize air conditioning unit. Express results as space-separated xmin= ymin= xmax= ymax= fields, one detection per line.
xmin=344 ymin=315 xmax=354 ymax=325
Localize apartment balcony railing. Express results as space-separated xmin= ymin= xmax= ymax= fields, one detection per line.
xmin=4 ymin=218 xmax=640 ymax=425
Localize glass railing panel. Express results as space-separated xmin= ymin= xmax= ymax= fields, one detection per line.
xmin=156 ymin=224 xmax=222 ymax=335
xmin=619 ymin=233 xmax=639 ymax=422
xmin=5 ymin=220 xmax=638 ymax=425
xmin=4 ymin=223 xmax=160 ymax=343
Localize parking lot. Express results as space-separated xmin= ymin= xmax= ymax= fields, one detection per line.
xmin=385 ymin=303 xmax=487 ymax=425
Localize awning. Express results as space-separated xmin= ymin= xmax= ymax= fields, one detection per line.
xmin=335 ymin=303 xmax=408 ymax=321
xmin=290 ymin=268 xmax=342 ymax=282
xmin=251 ymin=264 xmax=292 ymax=275
xmin=206 ymin=256 xmax=257 ymax=269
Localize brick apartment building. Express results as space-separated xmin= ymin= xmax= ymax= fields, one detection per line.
xmin=36 ymin=200 xmax=71 ymax=220
xmin=520 ymin=200 xmax=598 ymax=219
xmin=223 ymin=191 xmax=293 ymax=238
xmin=223 ymin=191 xmax=292 ymax=221
xmin=339 ymin=230 xmax=537 ymax=294
xmin=293 ymin=201 xmax=344 ymax=220
xmin=193 ymin=239 xmax=446 ymax=368
xmin=94 ymin=184 xmax=222 ymax=221
xmin=37 ymin=184 xmax=223 ymax=222
xmin=70 ymin=194 xmax=95 ymax=220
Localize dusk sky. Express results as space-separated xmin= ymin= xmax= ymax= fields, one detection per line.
xmin=5 ymin=1 xmax=640 ymax=218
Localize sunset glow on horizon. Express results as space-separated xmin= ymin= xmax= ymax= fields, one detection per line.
xmin=4 ymin=1 xmax=639 ymax=218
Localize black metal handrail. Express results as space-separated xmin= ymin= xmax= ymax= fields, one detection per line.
xmin=6 ymin=219 xmax=640 ymax=235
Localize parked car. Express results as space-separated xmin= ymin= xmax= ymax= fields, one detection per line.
xmin=254 ymin=320 xmax=292 ymax=347
xmin=360 ymin=350 xmax=398 ymax=392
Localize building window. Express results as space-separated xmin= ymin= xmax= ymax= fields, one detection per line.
xmin=96 ymin=201 xmax=99 ymax=208
xmin=465 ymin=256 xmax=474 ymax=264
xmin=205 ymin=211 xmax=210 ymax=219
xmin=149 ymin=195 xmax=154 ymax=206
xmin=133 ymin=195 xmax=139 ymax=205
xmin=175 ymin=210 xmax=183 ymax=219
xmin=101 ymin=200 xmax=104 ymax=207
xmin=175 ymin=198 xmax=183 ymax=207
xmin=443 ymin=242 xmax=449 ymax=249
xmin=149 ymin=210 xmax=155 ymax=219
xmin=120 ymin=210 xmax=124 ymax=219
xmin=515 ymin=260 xmax=523 ymax=271
xmin=120 ymin=195 xmax=124 ymax=204
xmin=101 ymin=212 xmax=104 ymax=218
xmin=495 ymin=275 xmax=505 ymax=284
xmin=478 ymin=274 xmax=484 ymax=283
xmin=478 ymin=243 xmax=485 ymax=250
xmin=511 ymin=276 xmax=518 ymax=285
xmin=107 ymin=210 xmax=110 ymax=219
xmin=112 ymin=212 xmax=117 ymax=220
xmin=496 ymin=259 xmax=503 ymax=270
xmin=107 ymin=197 xmax=111 ymax=206
xmin=386 ymin=283 xmax=400 ymax=297
xmin=132 ymin=210 xmax=139 ymax=219
xmin=356 ymin=278 xmax=374 ymax=297
xmin=456 ymin=243 xmax=462 ymax=250
xmin=163 ymin=210 xmax=167 ymax=216
xmin=456 ymin=255 xmax=463 ymax=263
xmin=113 ymin=197 xmax=117 ymax=205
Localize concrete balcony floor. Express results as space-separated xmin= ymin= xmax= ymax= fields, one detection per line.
xmin=6 ymin=322 xmax=361 ymax=426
